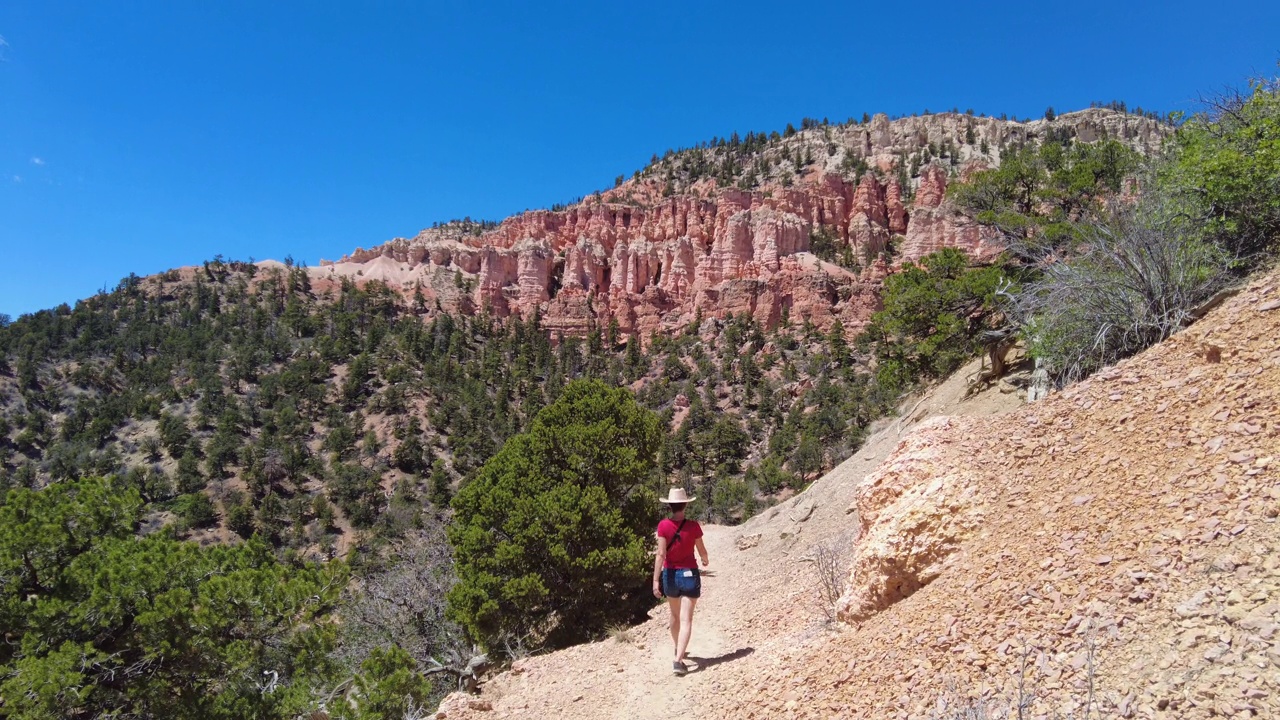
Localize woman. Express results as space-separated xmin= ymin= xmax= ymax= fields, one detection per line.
xmin=652 ymin=486 xmax=709 ymax=676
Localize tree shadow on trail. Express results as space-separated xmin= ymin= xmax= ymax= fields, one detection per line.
xmin=686 ymin=647 xmax=755 ymax=673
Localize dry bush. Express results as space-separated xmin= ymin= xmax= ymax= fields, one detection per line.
xmin=337 ymin=522 xmax=474 ymax=684
xmin=929 ymin=640 xmax=1122 ymax=720
xmin=607 ymin=624 xmax=637 ymax=645
xmin=1008 ymin=195 xmax=1232 ymax=385
xmin=808 ymin=534 xmax=854 ymax=622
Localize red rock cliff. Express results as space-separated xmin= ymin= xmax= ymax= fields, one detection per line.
xmin=316 ymin=109 xmax=1168 ymax=338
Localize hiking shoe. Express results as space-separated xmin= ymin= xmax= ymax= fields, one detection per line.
xmin=672 ymin=661 xmax=688 ymax=676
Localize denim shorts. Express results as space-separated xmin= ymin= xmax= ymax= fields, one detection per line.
xmin=661 ymin=568 xmax=701 ymax=598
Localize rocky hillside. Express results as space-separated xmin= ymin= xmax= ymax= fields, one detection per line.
xmin=316 ymin=110 xmax=1169 ymax=338
xmin=435 ymin=266 xmax=1280 ymax=719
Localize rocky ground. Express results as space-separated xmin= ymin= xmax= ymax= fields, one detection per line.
xmin=437 ymin=267 xmax=1280 ymax=720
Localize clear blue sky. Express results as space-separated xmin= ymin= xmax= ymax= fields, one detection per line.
xmin=2 ymin=1 xmax=1278 ymax=317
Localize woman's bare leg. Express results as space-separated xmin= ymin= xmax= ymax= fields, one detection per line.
xmin=675 ymin=597 xmax=698 ymax=663
xmin=666 ymin=597 xmax=681 ymax=656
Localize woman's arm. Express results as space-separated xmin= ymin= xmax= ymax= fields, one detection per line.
xmin=694 ymin=537 xmax=709 ymax=567
xmin=652 ymin=534 xmax=668 ymax=598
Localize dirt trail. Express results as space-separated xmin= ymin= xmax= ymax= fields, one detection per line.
xmin=611 ymin=587 xmax=738 ymax=719
xmin=457 ymin=525 xmax=782 ymax=720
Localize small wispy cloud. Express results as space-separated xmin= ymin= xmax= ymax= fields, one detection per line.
xmin=12 ymin=175 xmax=21 ymax=183
xmin=30 ymin=157 xmax=44 ymax=166
xmin=0 ymin=36 xmax=8 ymax=61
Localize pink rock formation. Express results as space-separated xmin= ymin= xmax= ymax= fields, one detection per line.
xmin=885 ymin=178 xmax=908 ymax=236
xmin=836 ymin=416 xmax=985 ymax=623
xmin=316 ymin=110 xmax=1169 ymax=338
xmin=898 ymin=163 xmax=1002 ymax=263
xmin=914 ymin=164 xmax=949 ymax=209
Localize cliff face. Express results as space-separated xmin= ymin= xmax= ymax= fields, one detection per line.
xmin=317 ymin=109 xmax=1168 ymax=337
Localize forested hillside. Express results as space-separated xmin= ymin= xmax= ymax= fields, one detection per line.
xmin=0 ymin=259 xmax=896 ymax=547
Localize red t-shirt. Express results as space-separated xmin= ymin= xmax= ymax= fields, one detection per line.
xmin=657 ymin=517 xmax=703 ymax=570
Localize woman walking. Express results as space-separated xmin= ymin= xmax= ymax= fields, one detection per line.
xmin=652 ymin=487 xmax=709 ymax=676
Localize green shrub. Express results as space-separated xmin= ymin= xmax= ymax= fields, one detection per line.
xmin=1160 ymin=77 xmax=1280 ymax=258
xmin=748 ymin=455 xmax=798 ymax=494
xmin=227 ymin=502 xmax=256 ymax=538
xmin=860 ymin=248 xmax=1013 ymax=394
xmin=709 ymin=473 xmax=751 ymax=523
xmin=447 ymin=379 xmax=661 ymax=652
xmin=951 ymin=139 xmax=1141 ymax=258
xmin=176 ymin=448 xmax=205 ymax=494
xmin=332 ymin=646 xmax=435 ymax=720
xmin=174 ymin=492 xmax=217 ymax=529
xmin=0 ymin=478 xmax=343 ymax=719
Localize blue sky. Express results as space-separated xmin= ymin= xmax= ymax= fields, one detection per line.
xmin=2 ymin=1 xmax=1278 ymax=317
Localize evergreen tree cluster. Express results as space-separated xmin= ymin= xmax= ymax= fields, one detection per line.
xmin=0 ymin=477 xmax=347 ymax=719
xmin=0 ymin=256 xmax=896 ymax=551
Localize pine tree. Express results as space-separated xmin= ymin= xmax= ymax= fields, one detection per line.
xmin=428 ymin=459 xmax=452 ymax=507
xmin=447 ymin=380 xmax=661 ymax=651
xmin=176 ymin=449 xmax=205 ymax=494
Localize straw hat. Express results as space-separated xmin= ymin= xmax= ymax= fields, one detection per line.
xmin=658 ymin=487 xmax=696 ymax=504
